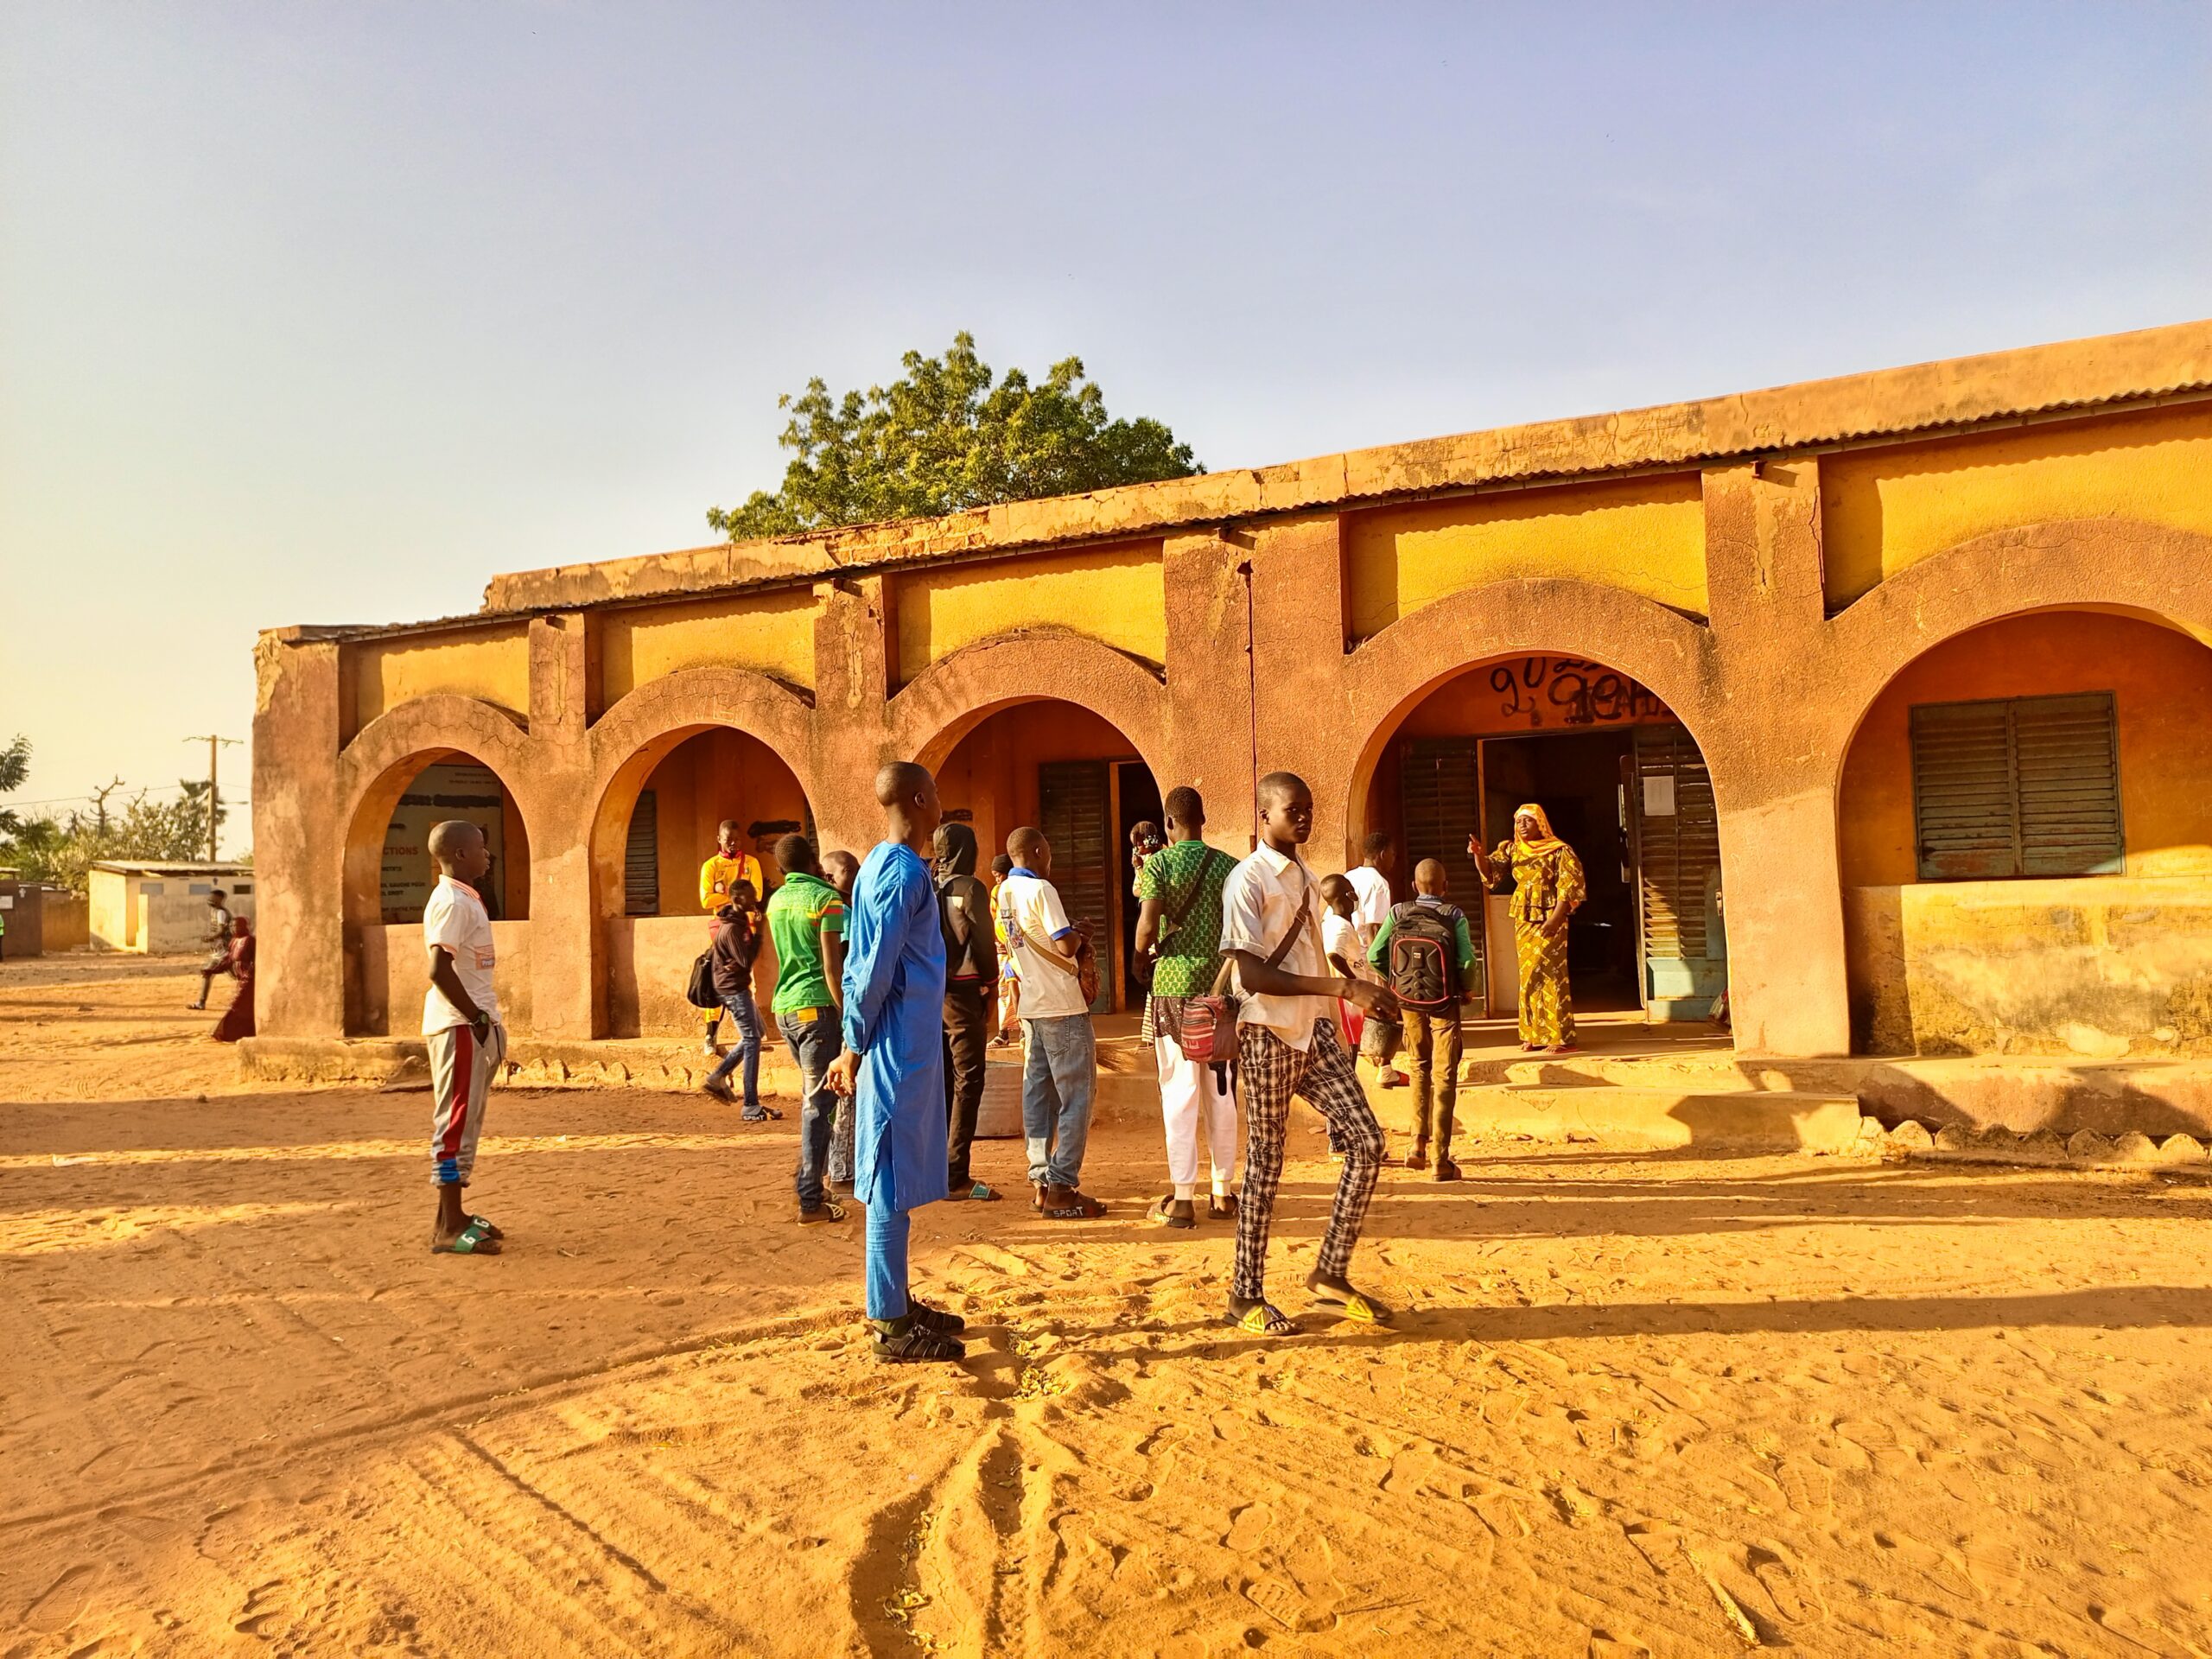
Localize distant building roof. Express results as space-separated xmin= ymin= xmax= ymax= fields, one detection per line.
xmin=89 ymin=861 xmax=255 ymax=878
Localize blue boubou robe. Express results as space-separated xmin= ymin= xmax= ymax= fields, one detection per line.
xmin=841 ymin=841 xmax=950 ymax=1213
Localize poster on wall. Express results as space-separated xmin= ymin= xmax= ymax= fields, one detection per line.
xmin=382 ymin=763 xmax=505 ymax=923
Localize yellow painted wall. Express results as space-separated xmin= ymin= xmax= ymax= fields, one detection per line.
xmin=1343 ymin=473 xmax=1708 ymax=640
xmin=632 ymin=728 xmax=811 ymax=918
xmin=599 ymin=589 xmax=822 ymax=705
xmin=1822 ymin=402 xmax=2212 ymax=608
xmin=348 ymin=626 xmax=531 ymax=737
xmin=1844 ymin=878 xmax=2212 ymax=1058
xmin=1838 ymin=612 xmax=2212 ymax=887
xmin=893 ymin=541 xmax=1166 ymax=686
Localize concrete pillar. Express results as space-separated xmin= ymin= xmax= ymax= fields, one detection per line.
xmin=1701 ymin=461 xmax=1852 ymax=1056
xmin=810 ymin=577 xmax=893 ymax=855
xmin=524 ymin=614 xmax=596 ymax=1037
xmin=1245 ymin=514 xmax=1353 ymax=868
xmin=1161 ymin=530 xmax=1259 ymax=859
xmin=252 ymin=632 xmax=346 ymax=1037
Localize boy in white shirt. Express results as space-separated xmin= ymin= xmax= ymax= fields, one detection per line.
xmin=423 ymin=820 xmax=507 ymax=1255
xmin=995 ymin=827 xmax=1106 ymax=1219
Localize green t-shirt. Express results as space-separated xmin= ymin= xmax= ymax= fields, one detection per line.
xmin=1136 ymin=839 xmax=1234 ymax=998
xmin=766 ymin=871 xmax=847 ymax=1013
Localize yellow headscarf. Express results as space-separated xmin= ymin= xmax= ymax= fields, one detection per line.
xmin=1512 ymin=803 xmax=1567 ymax=855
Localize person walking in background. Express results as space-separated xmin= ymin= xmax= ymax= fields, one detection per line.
xmin=1471 ymin=804 xmax=1586 ymax=1053
xmin=1345 ymin=834 xmax=1407 ymax=1088
xmin=188 ymin=887 xmax=235 ymax=1010
xmin=997 ymin=827 xmax=1106 ymax=1219
xmin=421 ymin=821 xmax=507 ymax=1256
xmin=827 ymin=763 xmax=967 ymax=1363
xmin=702 ymin=882 xmax=776 ymax=1120
xmin=699 ymin=822 xmax=764 ymax=1057
xmin=1133 ymin=786 xmax=1238 ymax=1229
xmin=934 ymin=822 xmax=1002 ymax=1202
xmin=766 ymin=834 xmax=849 ymax=1224
xmin=1219 ymin=772 xmax=1397 ymax=1335
xmin=208 ymin=914 xmax=257 ymax=1043
xmin=1368 ymin=859 xmax=1478 ymax=1179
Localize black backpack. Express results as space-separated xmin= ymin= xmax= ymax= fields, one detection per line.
xmin=685 ymin=949 xmax=719 ymax=1010
xmin=1385 ymin=900 xmax=1462 ymax=1012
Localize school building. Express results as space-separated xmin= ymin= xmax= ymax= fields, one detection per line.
xmin=249 ymin=320 xmax=2212 ymax=1081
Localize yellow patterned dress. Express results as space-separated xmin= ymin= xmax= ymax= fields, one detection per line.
xmin=1487 ymin=834 xmax=1586 ymax=1048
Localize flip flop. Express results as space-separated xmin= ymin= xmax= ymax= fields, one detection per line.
xmin=942 ymin=1181 xmax=1003 ymax=1202
xmin=1224 ymin=1299 xmax=1299 ymax=1337
xmin=1304 ymin=1273 xmax=1394 ymax=1326
xmin=432 ymin=1216 xmax=500 ymax=1255
xmin=1152 ymin=1195 xmax=1195 ymax=1230
xmin=1208 ymin=1192 xmax=1239 ymax=1221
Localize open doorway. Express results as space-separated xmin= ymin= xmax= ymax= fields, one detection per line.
xmin=1113 ymin=760 xmax=1165 ymax=1009
xmin=1479 ymin=731 xmax=1640 ymax=1012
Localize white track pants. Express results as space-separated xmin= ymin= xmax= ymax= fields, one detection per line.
xmin=1155 ymin=1033 xmax=1238 ymax=1191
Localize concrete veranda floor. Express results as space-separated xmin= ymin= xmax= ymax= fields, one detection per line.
xmin=8 ymin=954 xmax=2212 ymax=1654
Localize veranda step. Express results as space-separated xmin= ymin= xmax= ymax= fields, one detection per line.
xmin=1452 ymin=1083 xmax=1865 ymax=1153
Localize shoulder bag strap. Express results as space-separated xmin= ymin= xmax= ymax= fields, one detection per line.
xmin=1159 ymin=848 xmax=1220 ymax=937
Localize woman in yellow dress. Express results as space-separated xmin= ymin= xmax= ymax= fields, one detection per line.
xmin=1469 ymin=804 xmax=1586 ymax=1052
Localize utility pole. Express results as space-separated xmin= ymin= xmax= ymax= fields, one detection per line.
xmin=183 ymin=736 xmax=242 ymax=862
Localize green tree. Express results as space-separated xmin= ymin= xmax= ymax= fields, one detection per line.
xmin=0 ymin=779 xmax=225 ymax=892
xmin=708 ymin=332 xmax=1200 ymax=539
xmin=0 ymin=735 xmax=28 ymax=837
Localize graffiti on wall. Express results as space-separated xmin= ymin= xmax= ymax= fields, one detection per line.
xmin=1487 ymin=658 xmax=1669 ymax=728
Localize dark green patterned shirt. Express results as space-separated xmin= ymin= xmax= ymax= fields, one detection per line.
xmin=1137 ymin=839 xmax=1235 ymax=997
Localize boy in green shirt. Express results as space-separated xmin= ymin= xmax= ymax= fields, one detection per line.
xmin=1367 ymin=858 xmax=1478 ymax=1181
xmin=766 ymin=834 xmax=849 ymax=1219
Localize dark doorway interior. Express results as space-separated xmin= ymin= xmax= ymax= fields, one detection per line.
xmin=1480 ymin=730 xmax=1639 ymax=1012
xmin=1113 ymin=760 xmax=1164 ymax=1011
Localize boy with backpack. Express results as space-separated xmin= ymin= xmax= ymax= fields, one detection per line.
xmin=700 ymin=881 xmax=776 ymax=1122
xmin=1366 ymin=858 xmax=1478 ymax=1180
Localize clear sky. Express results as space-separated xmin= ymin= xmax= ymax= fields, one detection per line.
xmin=3 ymin=3 xmax=2208 ymax=855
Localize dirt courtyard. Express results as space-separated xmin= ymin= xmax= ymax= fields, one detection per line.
xmin=6 ymin=958 xmax=2212 ymax=1656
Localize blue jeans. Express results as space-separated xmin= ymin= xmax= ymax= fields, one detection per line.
xmin=866 ymin=1201 xmax=910 ymax=1321
xmin=779 ymin=1007 xmax=840 ymax=1211
xmin=706 ymin=986 xmax=763 ymax=1111
xmin=1020 ymin=1014 xmax=1096 ymax=1189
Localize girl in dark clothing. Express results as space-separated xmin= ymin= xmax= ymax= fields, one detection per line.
xmin=702 ymin=882 xmax=777 ymax=1118
xmin=210 ymin=917 xmax=257 ymax=1043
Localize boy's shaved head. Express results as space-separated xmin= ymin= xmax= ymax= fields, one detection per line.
xmin=1414 ymin=857 xmax=1447 ymax=894
xmin=1007 ymin=826 xmax=1047 ymax=864
xmin=875 ymin=761 xmax=934 ymax=806
xmin=427 ymin=820 xmax=483 ymax=861
xmin=773 ymin=832 xmax=816 ymax=874
xmin=1255 ymin=771 xmax=1307 ymax=809
xmin=1319 ymin=873 xmax=1353 ymax=904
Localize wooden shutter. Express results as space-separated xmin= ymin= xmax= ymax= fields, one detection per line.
xmin=1039 ymin=760 xmax=1113 ymax=1014
xmin=624 ymin=790 xmax=660 ymax=916
xmin=1399 ymin=738 xmax=1484 ymax=987
xmin=1910 ymin=693 xmax=2121 ymax=880
xmin=1632 ymin=725 xmax=1718 ymax=960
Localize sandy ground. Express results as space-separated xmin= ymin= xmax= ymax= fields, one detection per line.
xmin=7 ymin=959 xmax=2212 ymax=1656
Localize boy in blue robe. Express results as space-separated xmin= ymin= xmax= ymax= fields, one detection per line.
xmin=828 ymin=762 xmax=969 ymax=1363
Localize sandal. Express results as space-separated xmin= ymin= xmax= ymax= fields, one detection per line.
xmin=1152 ymin=1195 xmax=1195 ymax=1230
xmin=1207 ymin=1192 xmax=1238 ymax=1221
xmin=1433 ymin=1157 xmax=1462 ymax=1183
xmin=1224 ymin=1298 xmax=1299 ymax=1337
xmin=906 ymin=1298 xmax=967 ymax=1336
xmin=467 ymin=1214 xmax=505 ymax=1240
xmin=741 ymin=1104 xmax=785 ymax=1121
xmin=872 ymin=1317 xmax=966 ymax=1363
xmin=797 ymin=1199 xmax=847 ymax=1224
xmin=1040 ymin=1185 xmax=1107 ymax=1219
xmin=1404 ymin=1145 xmax=1429 ymax=1171
xmin=1305 ymin=1272 xmax=1394 ymax=1326
xmin=432 ymin=1216 xmax=500 ymax=1255
xmin=942 ymin=1180 xmax=1003 ymax=1202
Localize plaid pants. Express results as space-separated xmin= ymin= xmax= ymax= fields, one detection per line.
xmin=1233 ymin=1017 xmax=1384 ymax=1301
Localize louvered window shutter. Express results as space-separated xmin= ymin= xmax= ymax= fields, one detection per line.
xmin=1631 ymin=725 xmax=1719 ymax=960
xmin=624 ymin=790 xmax=661 ymax=915
xmin=1910 ymin=694 xmax=2121 ymax=880
xmin=1039 ymin=760 xmax=1114 ymax=1014
xmin=1400 ymin=738 xmax=1484 ymax=988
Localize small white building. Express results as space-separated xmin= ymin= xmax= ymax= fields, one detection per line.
xmin=88 ymin=861 xmax=257 ymax=953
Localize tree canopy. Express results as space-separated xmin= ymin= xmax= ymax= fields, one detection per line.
xmin=0 ymin=738 xmax=227 ymax=892
xmin=707 ymin=333 xmax=1200 ymax=541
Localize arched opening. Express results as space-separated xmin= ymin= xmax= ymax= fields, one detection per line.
xmin=342 ymin=750 xmax=531 ymax=1037
xmin=930 ymin=698 xmax=1163 ymax=1015
xmin=1836 ymin=608 xmax=2212 ymax=1058
xmin=1357 ymin=654 xmax=1723 ymax=1025
xmin=588 ymin=725 xmax=814 ymax=1038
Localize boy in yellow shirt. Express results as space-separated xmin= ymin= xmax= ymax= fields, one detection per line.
xmin=699 ymin=819 xmax=764 ymax=1055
